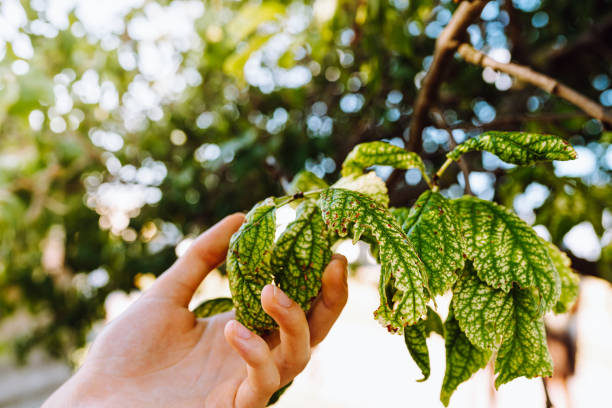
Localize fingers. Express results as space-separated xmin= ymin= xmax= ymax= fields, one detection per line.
xmin=307 ymin=254 xmax=348 ymax=346
xmin=224 ymin=320 xmax=280 ymax=408
xmin=149 ymin=213 xmax=245 ymax=306
xmin=226 ymin=256 xmax=347 ymax=407
xmin=261 ymin=285 xmax=311 ymax=383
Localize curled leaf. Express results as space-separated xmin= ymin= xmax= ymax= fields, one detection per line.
xmin=227 ymin=198 xmax=277 ymax=333
xmin=447 ymin=131 xmax=576 ymax=165
xmin=318 ymin=188 xmax=428 ymax=332
xmin=192 ymin=297 xmax=234 ymax=318
xmin=393 ymin=191 xmax=464 ymax=295
xmin=341 ymin=141 xmax=426 ymax=177
xmin=272 ymin=201 xmax=331 ymax=311
xmin=403 ymin=306 xmax=444 ymax=382
xmin=440 ymin=307 xmax=492 ymax=406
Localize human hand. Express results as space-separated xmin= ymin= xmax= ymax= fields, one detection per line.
xmin=43 ymin=213 xmax=348 ymax=408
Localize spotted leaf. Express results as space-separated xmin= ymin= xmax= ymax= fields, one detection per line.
xmin=440 ymin=307 xmax=492 ymax=407
xmin=271 ymin=200 xmax=331 ymax=311
xmin=453 ymin=196 xmax=560 ymax=313
xmin=393 ymin=191 xmax=464 ymax=295
xmin=333 ymin=171 xmax=389 ymax=207
xmin=192 ymin=297 xmax=234 ymax=318
xmin=494 ymin=288 xmax=553 ymax=387
xmin=318 ymin=188 xmax=428 ymax=332
xmin=447 ymin=131 xmax=576 ymax=165
xmin=452 ymin=264 xmax=514 ymax=350
xmin=403 ymin=306 xmax=444 ymax=382
xmin=544 ymin=240 xmax=580 ymax=314
xmin=341 ymin=141 xmax=426 ymax=177
xmin=227 ymin=198 xmax=277 ymax=333
xmin=287 ymin=170 xmax=328 ymax=194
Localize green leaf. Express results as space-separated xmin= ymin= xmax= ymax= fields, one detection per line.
xmin=341 ymin=141 xmax=425 ymax=177
xmin=332 ymin=171 xmax=389 ymax=207
xmin=403 ymin=306 xmax=444 ymax=382
xmin=447 ymin=131 xmax=577 ymax=165
xmin=318 ymin=188 xmax=428 ymax=332
xmin=393 ymin=191 xmax=464 ymax=295
xmin=227 ymin=198 xmax=277 ymax=333
xmin=453 ymin=196 xmax=560 ymax=313
xmin=424 ymin=306 xmax=444 ymax=337
xmin=287 ymin=170 xmax=329 ymax=194
xmin=544 ymin=240 xmax=580 ymax=314
xmin=452 ymin=264 xmax=514 ymax=350
xmin=404 ymin=321 xmax=430 ymax=382
xmin=441 ymin=307 xmax=492 ymax=407
xmin=494 ymin=289 xmax=553 ymax=388
xmin=192 ymin=297 xmax=234 ymax=318
xmin=452 ymin=266 xmax=554 ymax=389
xmin=267 ymin=381 xmax=292 ymax=406
xmin=271 ymin=201 xmax=331 ymax=311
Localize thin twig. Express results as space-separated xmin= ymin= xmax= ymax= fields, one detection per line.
xmin=457 ymin=43 xmax=612 ymax=126
xmin=431 ymin=109 xmax=472 ymax=195
xmin=408 ymin=0 xmax=488 ymax=151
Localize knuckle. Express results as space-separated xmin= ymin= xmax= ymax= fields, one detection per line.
xmin=197 ymin=247 xmax=221 ymax=271
xmin=261 ymin=372 xmax=281 ymax=393
xmin=249 ymin=344 xmax=271 ymax=366
xmin=279 ymin=350 xmax=310 ymax=376
xmin=279 ymin=309 xmax=307 ymax=333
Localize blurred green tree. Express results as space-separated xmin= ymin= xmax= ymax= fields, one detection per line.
xmin=0 ymin=0 xmax=611 ymax=364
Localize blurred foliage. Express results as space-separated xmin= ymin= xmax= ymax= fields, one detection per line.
xmin=0 ymin=0 xmax=611 ymax=361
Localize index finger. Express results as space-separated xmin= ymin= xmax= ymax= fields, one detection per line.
xmin=149 ymin=213 xmax=245 ymax=306
xmin=265 ymin=254 xmax=348 ymax=348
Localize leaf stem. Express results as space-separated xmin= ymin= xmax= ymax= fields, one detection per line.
xmin=273 ymin=189 xmax=325 ymax=207
xmin=432 ymin=158 xmax=454 ymax=191
xmin=422 ymin=171 xmax=432 ymax=189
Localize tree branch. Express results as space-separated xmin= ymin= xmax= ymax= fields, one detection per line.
xmin=457 ymin=43 xmax=612 ymax=126
xmin=408 ymin=0 xmax=488 ymax=151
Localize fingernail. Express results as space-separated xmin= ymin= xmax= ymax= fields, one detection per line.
xmin=274 ymin=286 xmax=293 ymax=308
xmin=234 ymin=321 xmax=252 ymax=339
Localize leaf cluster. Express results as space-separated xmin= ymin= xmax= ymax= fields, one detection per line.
xmin=227 ymin=133 xmax=581 ymax=405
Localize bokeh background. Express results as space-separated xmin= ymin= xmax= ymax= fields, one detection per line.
xmin=1 ymin=0 xmax=612 ymax=406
